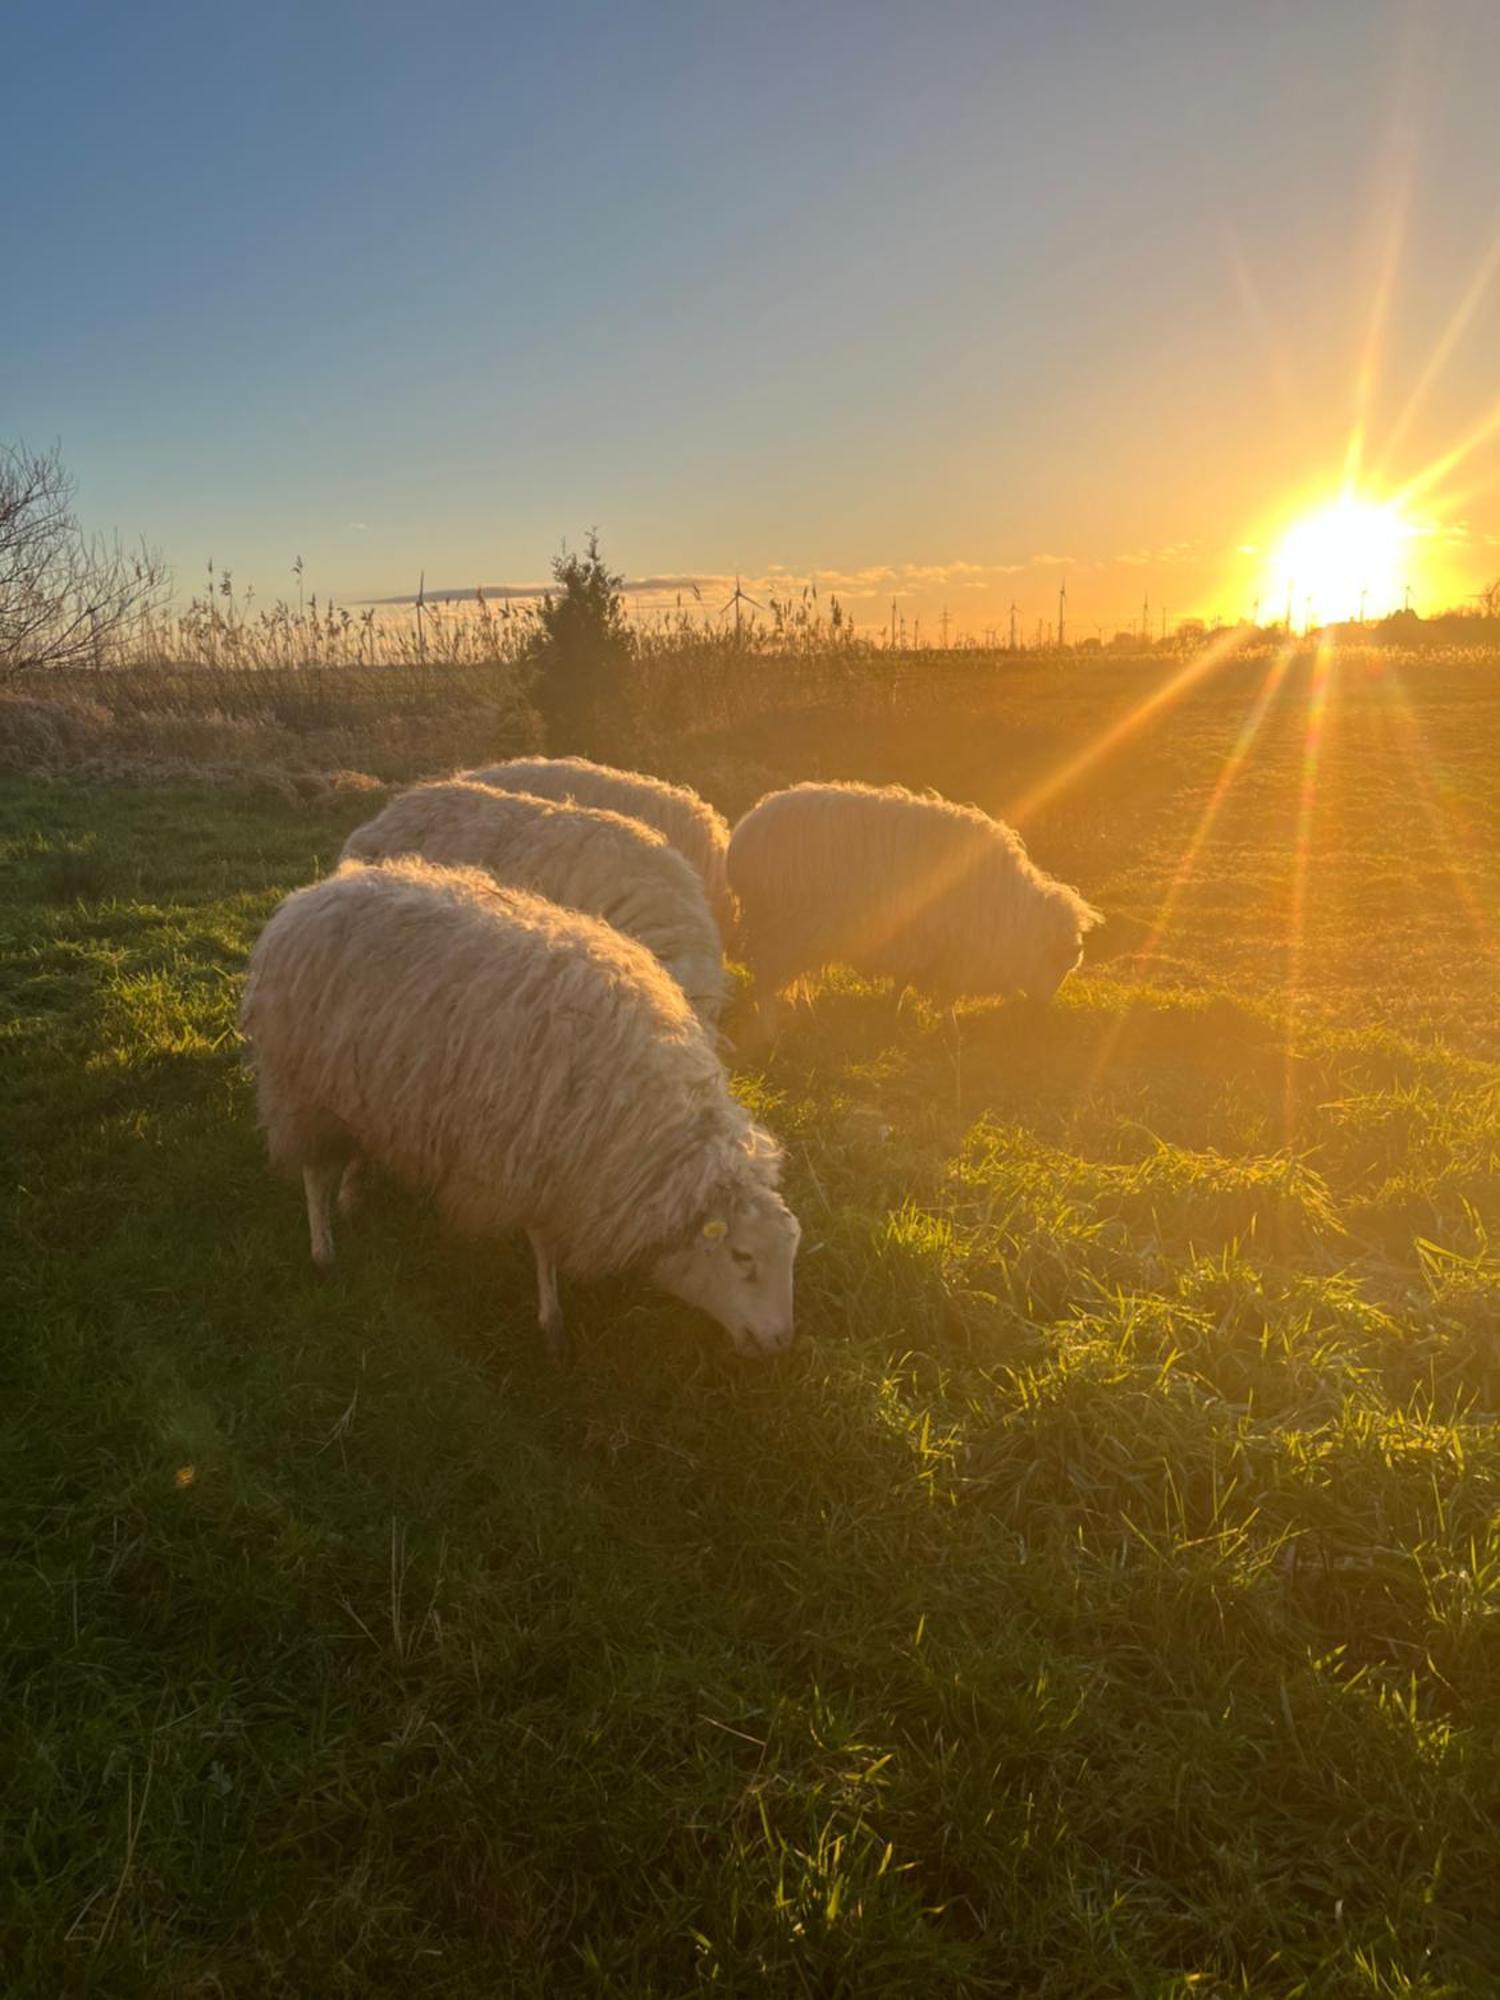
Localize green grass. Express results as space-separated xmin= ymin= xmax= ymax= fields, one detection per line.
xmin=4 ymin=654 xmax=1499 ymax=1995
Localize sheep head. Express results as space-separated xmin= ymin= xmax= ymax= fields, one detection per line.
xmin=651 ymin=1181 xmax=801 ymax=1357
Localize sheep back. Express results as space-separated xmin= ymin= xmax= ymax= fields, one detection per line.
xmin=340 ymin=780 xmax=725 ymax=1025
xmin=468 ymin=755 xmax=734 ymax=938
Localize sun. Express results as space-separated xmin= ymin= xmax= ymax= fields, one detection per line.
xmin=1264 ymin=492 xmax=1415 ymax=629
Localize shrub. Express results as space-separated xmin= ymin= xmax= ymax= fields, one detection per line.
xmin=524 ymin=533 xmax=636 ymax=758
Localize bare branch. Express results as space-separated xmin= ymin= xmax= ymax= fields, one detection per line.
xmin=0 ymin=442 xmax=170 ymax=676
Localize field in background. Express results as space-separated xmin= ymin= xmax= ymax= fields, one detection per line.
xmin=4 ymin=646 xmax=1500 ymax=1993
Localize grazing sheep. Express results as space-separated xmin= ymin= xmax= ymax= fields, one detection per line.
xmin=239 ymin=859 xmax=799 ymax=1359
xmin=727 ymin=780 xmax=1101 ymax=1037
xmin=468 ymin=755 xmax=734 ymax=938
xmin=341 ymin=780 xmax=725 ymax=1026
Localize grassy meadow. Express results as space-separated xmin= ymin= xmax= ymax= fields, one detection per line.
xmin=3 ymin=645 xmax=1499 ymax=1995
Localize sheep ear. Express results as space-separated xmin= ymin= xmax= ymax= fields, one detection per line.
xmin=701 ymin=1217 xmax=728 ymax=1241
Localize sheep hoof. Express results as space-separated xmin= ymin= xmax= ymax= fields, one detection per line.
xmin=541 ymin=1313 xmax=572 ymax=1367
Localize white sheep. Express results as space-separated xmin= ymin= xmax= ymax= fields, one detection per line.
xmin=340 ymin=779 xmax=725 ymax=1027
xmin=727 ymin=780 xmax=1101 ymax=1038
xmin=467 ymin=755 xmax=734 ymax=939
xmin=240 ymin=859 xmax=799 ymax=1359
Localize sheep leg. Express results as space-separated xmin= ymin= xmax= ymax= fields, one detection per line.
xmin=744 ymin=981 xmax=783 ymax=1054
xmin=527 ymin=1230 xmax=570 ymax=1365
xmin=948 ymin=1004 xmax=963 ymax=1114
xmin=337 ymin=1156 xmax=365 ymax=1218
xmin=304 ymin=1161 xmax=343 ymax=1270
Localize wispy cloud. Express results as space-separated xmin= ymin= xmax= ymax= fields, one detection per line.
xmin=1115 ymin=540 xmax=1198 ymax=568
xmin=362 ymin=550 xmax=1177 ymax=611
xmin=364 ymin=582 xmax=548 ymax=605
xmin=766 ymin=559 xmax=1028 ymax=599
xmin=364 ymin=574 xmax=713 ymax=606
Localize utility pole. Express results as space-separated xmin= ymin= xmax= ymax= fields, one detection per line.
xmin=1009 ymin=601 xmax=1019 ymax=650
xmin=939 ymin=605 xmax=951 ymax=649
xmin=1160 ymin=606 xmax=1167 ymax=642
xmin=890 ymin=599 xmax=897 ymax=650
xmin=1057 ymin=577 xmax=1067 ymax=650
xmin=1141 ymin=592 xmax=1150 ymax=643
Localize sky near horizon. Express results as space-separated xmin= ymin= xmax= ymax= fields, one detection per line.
xmin=7 ymin=0 xmax=1500 ymax=638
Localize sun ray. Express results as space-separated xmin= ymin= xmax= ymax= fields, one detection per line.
xmin=1373 ymin=209 xmax=1500 ymax=484
xmin=1079 ymin=642 xmax=1299 ymax=1097
xmin=1391 ymin=389 xmax=1500 ymax=512
xmin=1423 ymin=472 xmax=1500 ymax=525
xmin=1281 ymin=636 xmax=1339 ymax=1145
xmin=1005 ymin=624 xmax=1253 ymax=827
xmin=1129 ymin=643 xmax=1299 ymax=970
xmin=810 ymin=631 xmax=1268 ymax=1023
xmin=1343 ymin=150 xmax=1415 ymax=493
xmin=1376 ymin=659 xmax=1497 ymax=960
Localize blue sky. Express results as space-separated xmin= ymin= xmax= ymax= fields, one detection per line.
xmin=7 ymin=0 xmax=1500 ymax=632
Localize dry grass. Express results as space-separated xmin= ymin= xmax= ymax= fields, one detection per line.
xmin=0 ymin=659 xmax=538 ymax=793
xmin=8 ymin=582 xmax=1499 ymax=810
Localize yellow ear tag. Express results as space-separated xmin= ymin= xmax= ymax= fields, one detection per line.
xmin=701 ymin=1217 xmax=728 ymax=1241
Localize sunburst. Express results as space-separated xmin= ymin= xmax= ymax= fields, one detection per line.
xmin=1264 ymin=492 xmax=1415 ymax=629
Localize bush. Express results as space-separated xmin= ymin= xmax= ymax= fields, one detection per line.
xmin=525 ymin=533 xmax=635 ymax=758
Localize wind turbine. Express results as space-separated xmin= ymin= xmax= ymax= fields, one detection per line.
xmin=720 ymin=573 xmax=766 ymax=645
